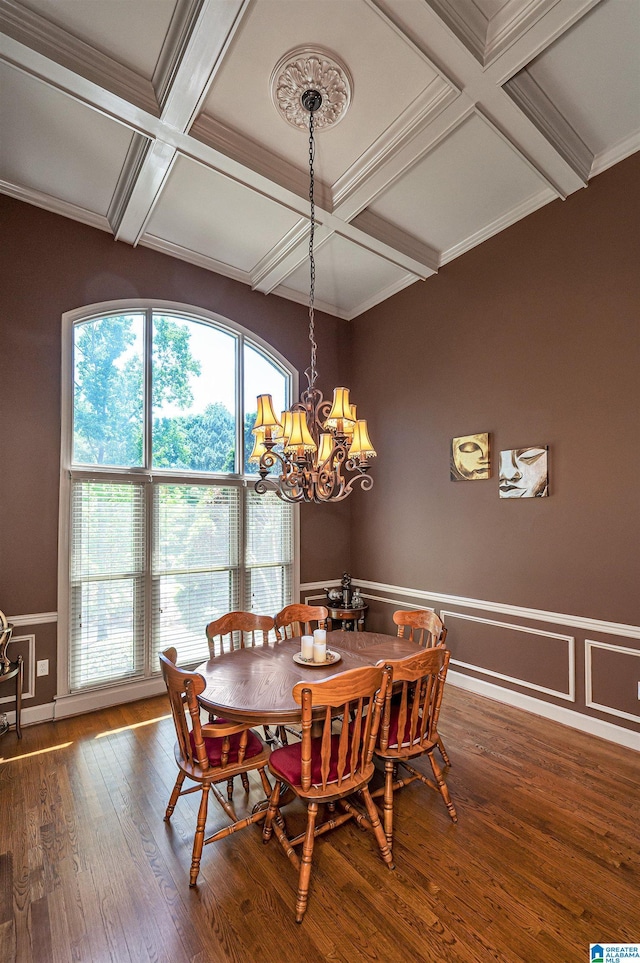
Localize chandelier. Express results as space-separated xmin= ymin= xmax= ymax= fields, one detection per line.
xmin=251 ymin=51 xmax=376 ymax=503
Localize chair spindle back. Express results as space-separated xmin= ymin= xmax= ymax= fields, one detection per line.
xmin=275 ymin=604 xmax=328 ymax=641
xmin=293 ymin=664 xmax=390 ymax=792
xmin=392 ymin=609 xmax=447 ymax=648
xmin=377 ymin=646 xmax=450 ymax=754
xmin=206 ymin=611 xmax=274 ymax=658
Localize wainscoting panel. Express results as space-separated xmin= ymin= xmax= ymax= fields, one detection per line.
xmin=300 ymin=579 xmax=640 ymax=750
xmin=585 ymin=639 xmax=640 ymax=724
xmin=0 ymin=633 xmax=36 ymax=703
xmin=441 ymin=610 xmax=575 ymax=701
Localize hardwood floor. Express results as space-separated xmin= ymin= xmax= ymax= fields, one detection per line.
xmin=1 ymin=687 xmax=638 ymax=962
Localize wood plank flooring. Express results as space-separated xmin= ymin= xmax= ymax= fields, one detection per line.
xmin=0 ymin=687 xmax=638 ymax=962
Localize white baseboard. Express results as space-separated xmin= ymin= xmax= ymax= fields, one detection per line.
xmin=54 ymin=676 xmax=166 ymax=719
xmin=448 ymin=670 xmax=640 ymax=752
xmin=3 ymin=701 xmax=55 ymax=729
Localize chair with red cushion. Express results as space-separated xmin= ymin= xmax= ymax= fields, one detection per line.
xmin=392 ymin=609 xmax=450 ymax=765
xmin=372 ymin=645 xmax=457 ymax=850
xmin=205 ymin=611 xmax=276 ymax=788
xmin=262 ymin=664 xmax=394 ymax=922
xmin=159 ymin=647 xmax=272 ymax=887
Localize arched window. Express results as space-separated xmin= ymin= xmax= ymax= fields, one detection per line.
xmin=59 ymin=302 xmax=296 ymax=695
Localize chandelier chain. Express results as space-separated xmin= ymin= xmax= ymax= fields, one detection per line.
xmin=307 ymin=108 xmax=317 ymax=389
xmin=252 ymin=70 xmax=375 ymax=503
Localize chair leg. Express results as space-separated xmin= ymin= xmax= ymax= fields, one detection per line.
xmin=226 ymin=777 xmax=234 ymax=800
xmin=240 ymin=772 xmax=250 ymax=792
xmin=382 ymin=759 xmax=395 ymax=848
xmin=437 ymin=735 xmax=451 ymax=767
xmin=262 ymin=778 xmax=281 ymax=843
xmin=428 ymin=752 xmax=457 ymax=823
xmin=360 ymin=786 xmax=395 ymax=871
xmin=165 ymin=771 xmax=186 ymax=821
xmin=258 ymin=766 xmax=272 ymax=799
xmin=296 ymin=802 xmax=318 ymax=923
xmin=190 ymin=784 xmax=210 ymax=887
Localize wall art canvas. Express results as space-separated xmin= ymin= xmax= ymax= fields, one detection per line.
xmin=499 ymin=447 xmax=549 ymax=498
xmin=450 ymin=432 xmax=490 ymax=481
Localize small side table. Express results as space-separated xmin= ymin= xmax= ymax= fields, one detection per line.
xmin=0 ymin=656 xmax=23 ymax=738
xmin=326 ymin=605 xmax=368 ymax=632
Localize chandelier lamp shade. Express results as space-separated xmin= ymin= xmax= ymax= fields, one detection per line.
xmin=252 ymin=51 xmax=376 ymax=504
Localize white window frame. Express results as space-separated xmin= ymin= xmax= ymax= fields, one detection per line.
xmin=56 ymin=299 xmax=299 ymax=716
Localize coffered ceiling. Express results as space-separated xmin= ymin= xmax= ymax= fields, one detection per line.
xmin=1 ymin=0 xmax=638 ymax=319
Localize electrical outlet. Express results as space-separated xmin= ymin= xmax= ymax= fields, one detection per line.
xmin=36 ymin=659 xmax=49 ymax=677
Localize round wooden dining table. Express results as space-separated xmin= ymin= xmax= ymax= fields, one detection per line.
xmin=195 ymin=630 xmax=420 ymax=726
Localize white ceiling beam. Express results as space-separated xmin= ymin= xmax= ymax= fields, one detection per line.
xmin=373 ymin=0 xmax=599 ymax=197
xmin=112 ymin=0 xmax=249 ymax=244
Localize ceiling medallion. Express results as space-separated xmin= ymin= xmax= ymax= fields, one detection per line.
xmin=271 ymin=46 xmax=352 ymax=131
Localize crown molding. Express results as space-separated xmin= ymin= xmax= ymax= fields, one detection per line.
xmin=440 ymin=185 xmax=554 ymax=265
xmin=590 ymin=130 xmax=640 ymax=177
xmin=0 ymin=0 xmax=158 ymax=115
xmin=139 ymin=233 xmax=251 ymax=286
xmin=341 ymin=272 xmax=422 ymax=321
xmin=0 ymin=179 xmax=111 ymax=232
xmin=271 ymin=281 xmax=348 ymax=321
xmin=505 ymin=71 xmax=592 ymax=184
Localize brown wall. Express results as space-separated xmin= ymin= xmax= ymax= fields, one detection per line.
xmin=0 ymin=196 xmax=351 ymax=706
xmin=349 ymin=153 xmax=640 ymax=734
xmin=2 ymin=153 xmax=639 ymax=736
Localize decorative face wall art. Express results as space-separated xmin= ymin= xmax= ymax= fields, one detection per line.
xmin=498 ymin=447 xmax=549 ymax=498
xmin=450 ymin=433 xmax=490 ymax=481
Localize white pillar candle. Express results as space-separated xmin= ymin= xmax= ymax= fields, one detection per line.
xmin=313 ymin=638 xmax=327 ymax=663
xmin=313 ymin=628 xmax=326 ymax=645
xmin=301 ymin=635 xmax=314 ymax=661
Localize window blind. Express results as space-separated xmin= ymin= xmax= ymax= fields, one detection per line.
xmin=69 ymin=480 xmax=145 ymax=690
xmin=244 ymin=489 xmax=293 ymax=619
xmin=152 ymin=484 xmax=240 ymax=667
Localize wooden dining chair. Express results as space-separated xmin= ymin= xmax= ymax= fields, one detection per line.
xmin=262 ymin=664 xmax=394 ymax=922
xmin=205 ymin=611 xmax=277 ymax=781
xmin=206 ymin=610 xmax=275 ymax=657
xmin=372 ymin=646 xmax=457 ymax=850
xmin=392 ymin=609 xmax=450 ymax=765
xmin=393 ymin=608 xmax=448 ymax=648
xmin=274 ymin=603 xmax=328 ymax=641
xmin=159 ymin=647 xmax=272 ymax=887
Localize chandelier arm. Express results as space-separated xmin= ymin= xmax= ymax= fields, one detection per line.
xmin=335 ymin=471 xmax=374 ymax=501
